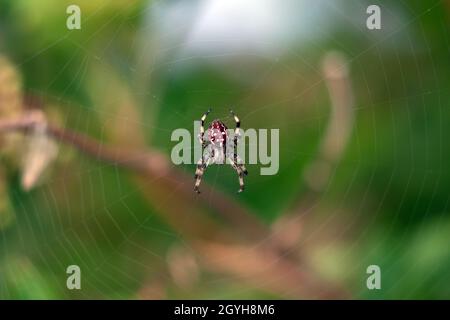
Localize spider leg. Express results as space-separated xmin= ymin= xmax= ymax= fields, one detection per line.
xmin=194 ymin=154 xmax=211 ymax=194
xmin=230 ymin=109 xmax=240 ymax=132
xmin=235 ymin=154 xmax=248 ymax=177
xmin=195 ymin=110 xmax=212 ymax=194
xmin=228 ymin=157 xmax=247 ymax=193
xmin=229 ymin=110 xmax=241 ymax=165
xmin=233 ymin=155 xmax=248 ymax=176
xmin=199 ymin=108 xmax=212 ymax=146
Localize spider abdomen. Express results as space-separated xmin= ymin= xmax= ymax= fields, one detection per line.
xmin=208 ymin=120 xmax=228 ymax=145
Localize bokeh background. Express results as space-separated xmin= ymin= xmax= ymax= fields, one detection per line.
xmin=0 ymin=0 xmax=449 ymax=299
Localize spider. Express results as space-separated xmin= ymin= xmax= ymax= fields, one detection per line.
xmin=194 ymin=109 xmax=248 ymax=194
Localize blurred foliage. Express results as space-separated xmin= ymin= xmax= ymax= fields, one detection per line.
xmin=0 ymin=0 xmax=450 ymax=299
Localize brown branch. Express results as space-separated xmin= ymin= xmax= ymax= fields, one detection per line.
xmin=0 ymin=110 xmax=347 ymax=298
xmin=267 ymin=52 xmax=356 ymax=287
xmin=303 ymin=51 xmax=354 ymax=193
xmin=196 ymin=240 xmax=347 ymax=299
xmin=0 ymin=110 xmax=268 ymax=239
xmin=50 ymin=126 xmax=271 ymax=241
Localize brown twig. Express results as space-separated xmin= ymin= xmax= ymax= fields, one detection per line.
xmin=0 ymin=111 xmax=267 ymax=238
xmin=0 ymin=110 xmax=347 ymax=298
xmin=269 ymin=51 xmax=356 ymax=280
xmin=303 ymin=51 xmax=354 ymax=192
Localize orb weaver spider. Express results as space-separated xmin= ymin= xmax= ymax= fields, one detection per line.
xmin=194 ymin=109 xmax=248 ymax=194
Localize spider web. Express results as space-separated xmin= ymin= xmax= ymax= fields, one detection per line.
xmin=0 ymin=0 xmax=448 ymax=299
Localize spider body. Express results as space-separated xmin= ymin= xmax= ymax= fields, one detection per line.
xmin=194 ymin=109 xmax=248 ymax=194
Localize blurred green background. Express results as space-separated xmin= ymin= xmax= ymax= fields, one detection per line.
xmin=0 ymin=0 xmax=449 ymax=299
